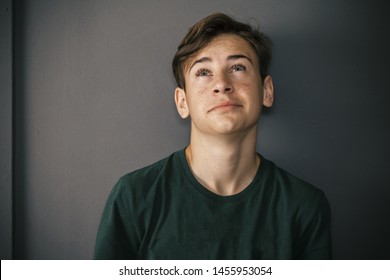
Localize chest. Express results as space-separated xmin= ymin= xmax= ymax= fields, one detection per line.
xmin=135 ymin=197 xmax=294 ymax=259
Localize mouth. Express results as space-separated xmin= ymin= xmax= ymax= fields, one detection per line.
xmin=208 ymin=101 xmax=243 ymax=113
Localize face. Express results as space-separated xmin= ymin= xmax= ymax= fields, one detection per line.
xmin=175 ymin=34 xmax=274 ymax=137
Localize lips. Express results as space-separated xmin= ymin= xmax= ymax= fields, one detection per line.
xmin=208 ymin=101 xmax=242 ymax=113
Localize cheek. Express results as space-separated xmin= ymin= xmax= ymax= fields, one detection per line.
xmin=238 ymin=81 xmax=262 ymax=101
xmin=187 ymin=89 xmax=210 ymax=113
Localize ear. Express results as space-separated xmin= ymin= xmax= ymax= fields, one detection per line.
xmin=262 ymin=75 xmax=274 ymax=108
xmin=174 ymin=87 xmax=190 ymax=119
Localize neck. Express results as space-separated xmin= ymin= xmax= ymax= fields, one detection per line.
xmin=185 ymin=127 xmax=260 ymax=196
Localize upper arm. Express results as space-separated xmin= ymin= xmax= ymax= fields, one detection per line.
xmin=94 ymin=177 xmax=140 ymax=260
xmin=296 ymin=191 xmax=332 ymax=260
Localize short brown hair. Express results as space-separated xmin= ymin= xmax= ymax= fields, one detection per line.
xmin=172 ymin=12 xmax=273 ymax=89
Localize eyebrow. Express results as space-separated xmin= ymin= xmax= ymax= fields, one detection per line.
xmin=188 ymin=54 xmax=253 ymax=72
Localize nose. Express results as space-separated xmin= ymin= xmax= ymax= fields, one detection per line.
xmin=213 ymin=75 xmax=233 ymax=94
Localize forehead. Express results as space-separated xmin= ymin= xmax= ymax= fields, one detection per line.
xmin=185 ymin=33 xmax=258 ymax=70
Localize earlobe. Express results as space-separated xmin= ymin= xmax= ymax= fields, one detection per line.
xmin=262 ymin=76 xmax=274 ymax=108
xmin=174 ymin=87 xmax=190 ymax=119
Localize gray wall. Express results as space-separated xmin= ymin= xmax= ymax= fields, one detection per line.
xmin=6 ymin=0 xmax=390 ymax=259
xmin=0 ymin=0 xmax=13 ymax=260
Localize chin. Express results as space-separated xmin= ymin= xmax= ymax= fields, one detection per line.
xmin=212 ymin=124 xmax=244 ymax=135
xmin=213 ymin=121 xmax=258 ymax=136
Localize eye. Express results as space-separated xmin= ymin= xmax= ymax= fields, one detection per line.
xmin=195 ymin=68 xmax=212 ymax=77
xmin=231 ymin=63 xmax=246 ymax=72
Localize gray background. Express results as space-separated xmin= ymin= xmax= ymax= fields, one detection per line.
xmin=0 ymin=0 xmax=13 ymax=260
xmin=1 ymin=0 xmax=389 ymax=259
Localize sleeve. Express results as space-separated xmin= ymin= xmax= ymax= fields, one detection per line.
xmin=296 ymin=191 xmax=332 ymax=260
xmin=94 ymin=177 xmax=140 ymax=259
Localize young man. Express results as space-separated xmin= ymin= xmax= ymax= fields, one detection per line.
xmin=94 ymin=13 xmax=331 ymax=259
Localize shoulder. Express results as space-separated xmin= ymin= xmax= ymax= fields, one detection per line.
xmin=259 ymin=157 xmax=332 ymax=259
xmin=122 ymin=150 xmax=180 ymax=185
xmin=109 ymin=150 xmax=181 ymax=200
xmin=261 ymin=157 xmax=330 ymax=212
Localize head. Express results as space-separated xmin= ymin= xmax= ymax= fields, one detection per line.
xmin=172 ymin=12 xmax=273 ymax=90
xmin=173 ymin=13 xmax=274 ymax=137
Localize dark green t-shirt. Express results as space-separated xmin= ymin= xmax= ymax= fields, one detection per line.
xmin=94 ymin=149 xmax=331 ymax=259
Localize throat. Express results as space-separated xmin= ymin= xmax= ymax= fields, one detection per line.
xmin=185 ymin=145 xmax=260 ymax=196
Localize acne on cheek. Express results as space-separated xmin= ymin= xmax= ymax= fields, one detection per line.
xmin=238 ymin=82 xmax=257 ymax=93
xmin=198 ymin=88 xmax=210 ymax=96
xmin=188 ymin=82 xmax=212 ymax=96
